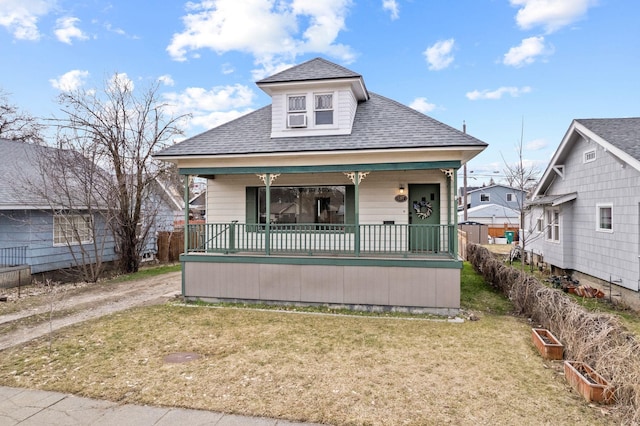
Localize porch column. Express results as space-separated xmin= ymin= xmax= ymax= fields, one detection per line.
xmin=354 ymin=171 xmax=360 ymax=257
xmin=453 ymin=168 xmax=459 ymax=257
xmin=183 ymin=174 xmax=190 ymax=255
xmin=265 ymin=173 xmax=271 ymax=255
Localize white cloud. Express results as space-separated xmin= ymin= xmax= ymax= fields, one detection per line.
xmin=221 ymin=63 xmax=235 ymax=75
xmin=510 ymin=0 xmax=596 ymax=33
xmin=466 ymin=86 xmax=532 ymax=100
xmin=166 ymin=0 xmax=355 ymax=76
xmin=525 ymin=138 xmax=548 ymax=151
xmin=503 ymin=36 xmax=551 ymax=67
xmin=0 ymin=0 xmax=52 ymax=41
xmin=107 ymin=73 xmax=134 ymax=94
xmin=54 ymin=16 xmax=88 ymax=44
xmin=409 ymin=97 xmax=436 ymax=114
xmin=158 ymin=74 xmax=175 ymax=86
xmin=382 ymin=0 xmax=399 ymax=20
xmin=50 ymin=69 xmax=90 ymax=91
xmin=163 ymin=84 xmax=256 ymax=131
xmin=423 ymin=38 xmax=455 ymax=71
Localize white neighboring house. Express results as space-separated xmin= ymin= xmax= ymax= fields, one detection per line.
xmin=525 ymin=117 xmax=640 ymax=293
xmin=457 ymin=203 xmax=520 ymax=225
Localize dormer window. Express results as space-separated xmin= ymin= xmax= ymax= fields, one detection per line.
xmin=287 ymin=95 xmax=307 ymax=128
xmin=315 ymin=93 xmax=333 ymax=125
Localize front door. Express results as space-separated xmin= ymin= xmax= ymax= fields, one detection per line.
xmin=409 ymin=184 xmax=441 ymax=252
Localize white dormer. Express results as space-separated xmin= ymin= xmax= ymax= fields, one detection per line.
xmin=256 ymin=57 xmax=369 ymax=139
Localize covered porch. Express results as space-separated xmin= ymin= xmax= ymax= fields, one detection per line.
xmin=177 ymin=161 xmax=463 ymax=314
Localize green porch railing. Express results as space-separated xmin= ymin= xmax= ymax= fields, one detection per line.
xmin=186 ymin=223 xmax=455 ymax=257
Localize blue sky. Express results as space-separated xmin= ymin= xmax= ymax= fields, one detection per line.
xmin=1 ymin=0 xmax=638 ymax=185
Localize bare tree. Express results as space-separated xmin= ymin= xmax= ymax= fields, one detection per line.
xmin=0 ymin=88 xmax=44 ymax=143
xmin=53 ymin=74 xmax=188 ymax=273
xmin=10 ymin=141 xmax=114 ymax=282
xmin=501 ymin=120 xmax=540 ymax=262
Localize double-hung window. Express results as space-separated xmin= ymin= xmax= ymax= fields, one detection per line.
xmin=480 ymin=193 xmax=490 ymax=202
xmin=596 ymin=204 xmax=612 ymax=232
xmin=54 ymin=214 xmax=93 ymax=246
xmin=314 ymin=93 xmax=333 ymax=125
xmin=287 ymin=95 xmax=306 ymax=127
xmin=545 ymin=209 xmax=559 ymax=242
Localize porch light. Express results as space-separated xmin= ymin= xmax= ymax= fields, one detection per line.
xmin=399 ymin=184 xmax=405 ymax=194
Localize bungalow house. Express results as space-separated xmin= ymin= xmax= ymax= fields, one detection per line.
xmin=525 ymin=117 xmax=640 ymax=294
xmin=459 ymin=183 xmax=527 ymax=212
xmin=155 ymin=57 xmax=488 ymax=314
xmin=0 ymin=139 xmax=118 ymax=277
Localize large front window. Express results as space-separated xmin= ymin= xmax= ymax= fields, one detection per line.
xmin=259 ymin=186 xmax=346 ymax=224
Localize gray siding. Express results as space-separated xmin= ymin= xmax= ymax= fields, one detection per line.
xmin=530 ymin=136 xmax=640 ymax=290
xmin=466 ymin=185 xmax=525 ymax=210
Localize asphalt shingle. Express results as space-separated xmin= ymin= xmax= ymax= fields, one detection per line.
xmin=576 ymin=117 xmax=640 ymax=162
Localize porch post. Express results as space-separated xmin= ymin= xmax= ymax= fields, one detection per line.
xmin=453 ymin=168 xmax=458 ymax=257
xmin=354 ymin=171 xmax=360 ymax=256
xmin=183 ymin=174 xmax=190 ymax=254
xmin=265 ymin=173 xmax=271 ymax=255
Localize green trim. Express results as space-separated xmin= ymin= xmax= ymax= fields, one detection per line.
xmin=179 ymin=161 xmax=461 ymax=176
xmin=179 ymin=253 xmax=462 ymax=269
xmin=181 ymin=260 xmax=186 ymax=295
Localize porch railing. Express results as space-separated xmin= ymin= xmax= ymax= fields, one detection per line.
xmin=186 ymin=223 xmax=455 ymax=257
xmin=0 ymin=246 xmax=28 ymax=267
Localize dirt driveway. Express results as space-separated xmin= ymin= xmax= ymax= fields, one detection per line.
xmin=0 ymin=271 xmax=181 ymax=351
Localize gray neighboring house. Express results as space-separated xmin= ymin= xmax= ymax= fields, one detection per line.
xmin=155 ymin=57 xmax=488 ymax=314
xmin=459 ymin=183 xmax=527 ymax=212
xmin=0 ymin=139 xmax=118 ymax=275
xmin=525 ymin=118 xmax=640 ymax=293
xmin=141 ymin=178 xmax=185 ymax=261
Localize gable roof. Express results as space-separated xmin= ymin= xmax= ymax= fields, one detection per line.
xmin=156 ymin=92 xmax=487 ymax=158
xmin=0 ymin=139 xmax=103 ymax=210
xmin=532 ymin=117 xmax=640 ymax=198
xmin=466 ymin=183 xmax=526 ymax=195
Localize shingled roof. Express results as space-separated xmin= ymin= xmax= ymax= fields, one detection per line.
xmin=257 ymin=57 xmax=362 ymax=84
xmin=156 ymin=92 xmax=487 ymax=158
xmin=575 ymin=117 xmax=640 ymax=162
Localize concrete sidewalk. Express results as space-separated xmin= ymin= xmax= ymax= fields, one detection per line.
xmin=0 ymin=386 xmax=323 ymax=425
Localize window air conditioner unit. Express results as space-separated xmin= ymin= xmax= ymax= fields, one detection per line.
xmin=288 ymin=113 xmax=307 ymax=128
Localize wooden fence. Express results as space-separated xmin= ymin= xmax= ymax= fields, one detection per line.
xmin=157 ymin=231 xmax=183 ymax=262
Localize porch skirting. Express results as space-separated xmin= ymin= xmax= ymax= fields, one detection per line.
xmin=181 ymin=254 xmax=461 ymax=315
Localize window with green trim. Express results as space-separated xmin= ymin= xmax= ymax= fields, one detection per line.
xmin=246 ymin=185 xmax=354 ymax=225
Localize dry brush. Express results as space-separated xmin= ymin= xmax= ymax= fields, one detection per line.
xmin=467 ymin=243 xmax=640 ymax=422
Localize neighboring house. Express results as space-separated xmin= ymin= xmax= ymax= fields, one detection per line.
xmin=458 ymin=203 xmax=520 ymax=225
xmin=155 ymin=57 xmax=488 ymax=313
xmin=0 ymin=139 xmax=117 ymax=275
xmin=141 ymin=178 xmax=185 ymax=261
xmin=525 ymin=117 xmax=640 ymax=293
xmin=459 ymin=184 xmax=527 ymax=211
xmin=189 ymin=190 xmax=206 ymax=221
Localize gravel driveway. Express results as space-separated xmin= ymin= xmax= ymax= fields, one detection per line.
xmin=0 ymin=271 xmax=181 ymax=351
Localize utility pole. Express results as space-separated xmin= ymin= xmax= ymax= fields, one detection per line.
xmin=463 ymin=121 xmax=468 ymax=222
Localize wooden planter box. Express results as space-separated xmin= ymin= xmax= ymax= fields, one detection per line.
xmin=564 ymin=361 xmax=614 ymax=404
xmin=531 ymin=328 xmax=564 ymax=360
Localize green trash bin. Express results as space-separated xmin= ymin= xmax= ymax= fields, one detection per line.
xmin=505 ymin=231 xmax=514 ymax=244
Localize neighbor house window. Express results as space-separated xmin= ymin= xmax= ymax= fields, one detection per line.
xmin=53 ymin=214 xmax=93 ymax=245
xmin=480 ymin=193 xmax=490 ymax=202
xmin=536 ymin=217 xmax=543 ymax=233
xmin=506 ymin=193 xmax=515 ymax=202
xmin=546 ymin=209 xmax=559 ymax=242
xmin=250 ymin=186 xmax=353 ymax=225
xmin=314 ymin=93 xmax=333 ymax=125
xmin=584 ymin=149 xmax=596 ymax=163
xmin=596 ymin=204 xmax=613 ymax=232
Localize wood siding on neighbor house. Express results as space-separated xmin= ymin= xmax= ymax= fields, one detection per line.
xmin=527 ymin=136 xmax=640 ymax=291
xmin=0 ymin=210 xmax=117 ymax=274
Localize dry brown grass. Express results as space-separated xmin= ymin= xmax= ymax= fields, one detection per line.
xmin=468 ymin=243 xmax=640 ymax=423
xmin=0 ymin=304 xmax=617 ymax=425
